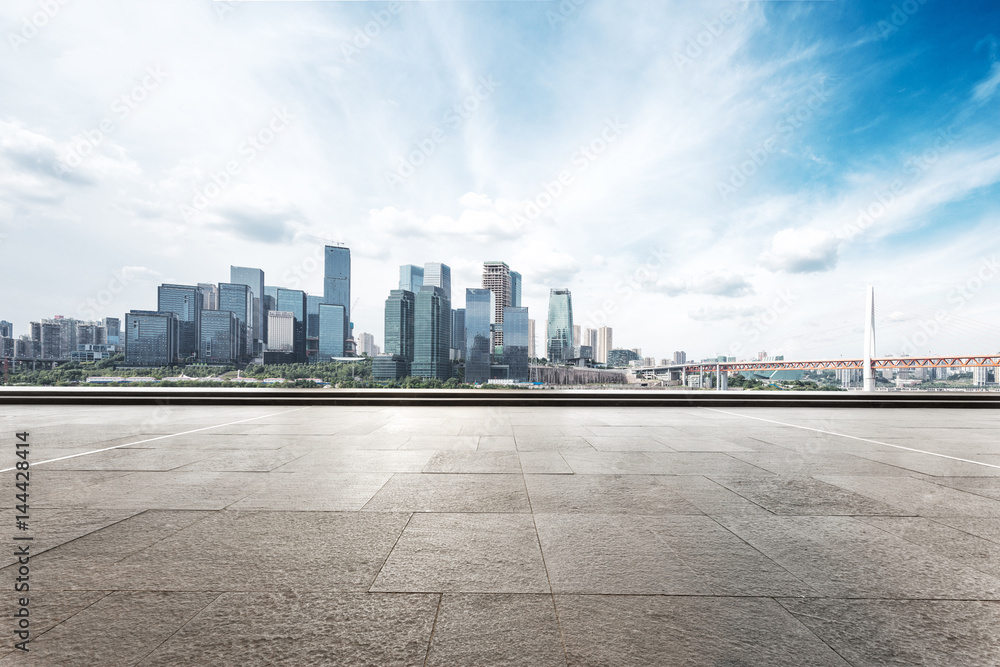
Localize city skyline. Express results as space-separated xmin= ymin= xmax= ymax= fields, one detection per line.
xmin=2 ymin=1 xmax=999 ymax=362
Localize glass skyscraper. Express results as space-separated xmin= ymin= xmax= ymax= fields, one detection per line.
xmin=464 ymin=288 xmax=492 ymax=384
xmin=399 ymin=265 xmax=424 ymax=293
xmin=412 ymin=285 xmax=451 ymax=381
xmin=546 ymin=288 xmax=574 ymax=363
xmin=317 ymin=304 xmax=346 ymax=360
xmin=125 ymin=310 xmax=179 ymax=366
xmin=218 ymin=282 xmax=252 ymax=362
xmin=157 ymin=284 xmax=202 ymax=360
xmin=422 ymin=262 xmax=451 ymax=359
xmin=199 ymin=310 xmax=238 ymax=364
xmin=451 ymin=308 xmax=466 ymax=360
xmin=503 ymin=306 xmax=530 ymax=382
xmin=276 ymin=288 xmax=307 ymax=363
xmin=384 ymin=289 xmax=415 ymax=362
xmin=510 ymin=271 xmax=522 ymax=308
xmin=230 ymin=266 xmax=264 ymax=357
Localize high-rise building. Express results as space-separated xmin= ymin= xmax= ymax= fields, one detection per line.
xmin=357 ymin=332 xmax=376 ymax=357
xmin=673 ymin=351 xmax=687 ymax=365
xmin=399 ymin=265 xmax=424 ymax=293
xmin=503 ymin=306 xmax=530 ymax=383
xmin=597 ymin=326 xmax=613 ymax=364
xmin=465 ymin=288 xmax=492 ymax=384
xmin=305 ymin=294 xmax=322 ymax=363
xmin=573 ymin=325 xmax=581 ymax=348
xmin=125 ymin=310 xmax=179 ymax=366
xmin=324 ymin=245 xmax=351 ymax=329
xmin=0 ymin=321 xmax=12 ymax=338
xmin=482 ymin=261 xmax=510 ymax=348
xmin=546 ymin=289 xmax=574 ymax=363
xmin=266 ymin=311 xmax=295 ymax=352
xmin=104 ymin=317 xmax=121 ymax=346
xmin=318 ymin=304 xmax=347 ymax=360
xmin=583 ymin=327 xmax=597 ymax=351
xmin=1 ymin=337 xmax=13 ymax=360
xmin=276 ymin=288 xmax=307 ymax=363
xmin=219 ymin=283 xmax=253 ymax=362
xmin=230 ymin=266 xmax=265 ymax=357
xmin=157 ymin=284 xmax=203 ymax=361
xmin=451 ymin=308 xmax=466 ymax=359
xmin=198 ymin=283 xmax=219 ymax=311
xmin=423 ymin=262 xmax=451 ymax=357
xmin=39 ymin=321 xmax=61 ymax=359
xmin=528 ymin=319 xmax=536 ymax=359
xmin=383 ymin=289 xmax=416 ymax=363
xmin=510 ymin=271 xmax=522 ymax=308
xmin=412 ymin=285 xmax=451 ymax=381
xmin=200 ymin=310 xmax=239 ymax=364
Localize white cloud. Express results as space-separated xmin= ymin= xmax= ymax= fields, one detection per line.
xmin=760 ymin=228 xmax=840 ymax=273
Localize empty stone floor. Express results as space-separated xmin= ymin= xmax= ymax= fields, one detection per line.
xmin=0 ymin=403 xmax=998 ymax=666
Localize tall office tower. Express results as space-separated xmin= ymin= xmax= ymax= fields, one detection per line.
xmin=399 ymin=265 xmax=424 ymax=292
xmin=673 ymin=351 xmax=686 ymax=365
xmin=199 ymin=310 xmax=239 ymax=364
xmin=423 ymin=262 xmax=451 ymax=354
xmin=597 ymin=326 xmax=613 ymax=364
xmin=510 ymin=271 xmax=522 ymax=308
xmin=266 ymin=312 xmax=295 ymax=352
xmin=380 ymin=289 xmax=415 ymax=380
xmin=573 ymin=325 xmax=581 ymax=348
xmin=0 ymin=321 xmax=12 ymax=338
xmin=583 ymin=328 xmax=598 ymax=352
xmin=218 ymin=283 xmax=252 ymax=362
xmin=104 ymin=317 xmax=121 ymax=346
xmin=198 ymin=283 xmax=219 ymax=311
xmin=306 ymin=295 xmax=322 ymax=363
xmin=262 ymin=287 xmax=277 ymax=345
xmin=30 ymin=322 xmax=41 ymax=358
xmin=528 ymin=319 xmax=536 ymax=359
xmin=276 ymin=288 xmax=307 ymax=363
xmin=230 ymin=266 xmax=265 ymax=357
xmin=482 ymin=261 xmax=510 ymax=348
xmin=158 ymin=284 xmax=203 ymax=361
xmin=125 ymin=310 xmax=179 ymax=366
xmin=412 ymin=285 xmax=452 ymax=381
xmin=546 ymin=289 xmax=574 ymax=363
xmin=318 ymin=304 xmax=347 ymax=360
xmin=358 ymin=332 xmax=375 ymax=357
xmin=465 ymin=288 xmax=492 ymax=384
xmin=451 ymin=308 xmax=466 ymax=360
xmin=324 ymin=245 xmax=351 ymax=326
xmin=503 ymin=306 xmax=530 ymax=383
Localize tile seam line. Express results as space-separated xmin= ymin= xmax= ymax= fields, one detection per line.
xmin=0 ymin=407 xmax=311 ymax=473
xmin=700 ymin=407 xmax=1000 ymax=471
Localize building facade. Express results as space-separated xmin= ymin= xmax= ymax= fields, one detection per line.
xmin=266 ymin=311 xmax=295 ymax=352
xmin=465 ymin=288 xmax=492 ymax=384
xmin=157 ymin=284 xmax=203 ymax=361
xmin=412 ymin=285 xmax=451 ymax=381
xmin=318 ymin=304 xmax=347 ymax=360
xmin=502 ymin=306 xmax=530 ymax=383
xmin=597 ymin=326 xmax=613 ymax=364
xmin=482 ymin=261 xmax=510 ymax=348
xmin=125 ymin=310 xmax=179 ymax=366
xmin=199 ymin=310 xmax=239 ymax=364
xmin=546 ymin=289 xmax=574 ymax=363
xmin=399 ymin=265 xmax=424 ymax=292
xmin=230 ymin=266 xmax=265 ymax=357
xmin=219 ymin=282 xmax=253 ymax=362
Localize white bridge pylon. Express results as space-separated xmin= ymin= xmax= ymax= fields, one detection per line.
xmin=863 ymin=284 xmax=877 ymax=392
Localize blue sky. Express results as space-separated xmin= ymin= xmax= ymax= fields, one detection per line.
xmin=2 ymin=0 xmax=999 ymax=361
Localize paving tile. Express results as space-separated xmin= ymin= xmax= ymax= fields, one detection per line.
xmin=524 ymin=475 xmax=703 ymax=515
xmin=425 ymin=594 xmax=565 ymax=667
xmin=581 ymin=436 xmax=673 ymax=452
xmin=518 ymin=452 xmax=573 ymax=474
xmin=713 ymin=476 xmax=901 ymax=515
xmin=514 ymin=435 xmax=595 ymax=451
xmin=559 ymin=451 xmax=660 ymax=475
xmin=0 ymin=592 xmax=218 ymax=667
xmin=859 ymin=516 xmax=1000 ymax=578
xmin=851 ymin=451 xmax=1000 ymax=477
xmin=422 ymin=451 xmax=522 ymax=474
xmin=0 ymin=591 xmax=108 ymax=648
xmin=730 ymin=452 xmax=908 ymax=476
xmin=817 ymin=475 xmax=1000 ymax=517
xmin=40 ymin=447 xmax=211 ymax=472
xmin=271 ymin=449 xmax=435 ymax=473
xmin=0 ymin=508 xmax=142 ymax=566
xmin=362 ymin=474 xmax=530 ymax=513
xmin=778 ymin=598 xmax=1000 ymax=667
xmin=642 ymin=452 xmax=774 ymax=476
xmin=659 ymin=476 xmax=773 ymax=516
xmin=719 ymin=516 xmax=1000 ymax=599
xmin=477 ymin=436 xmax=518 ymax=450
xmin=139 ymin=592 xmax=439 ymax=667
xmin=557 ymin=595 xmax=850 ymax=666
xmin=371 ymin=513 xmax=549 ymax=593
xmin=228 ymin=472 xmax=392 ymax=511
xmin=67 ymin=471 xmax=267 ymax=510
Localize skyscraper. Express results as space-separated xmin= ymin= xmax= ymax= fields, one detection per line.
xmin=157 ymin=284 xmax=203 ymax=360
xmin=528 ymin=319 xmax=536 ymax=359
xmin=509 ymin=271 xmax=522 ymax=308
xmin=318 ymin=304 xmax=346 ymax=360
xmin=384 ymin=289 xmax=416 ymax=363
xmin=465 ymin=288 xmax=492 ymax=384
xmin=412 ymin=285 xmax=451 ymax=381
xmin=199 ymin=310 xmax=239 ymax=364
xmin=218 ymin=283 xmax=252 ymax=362
xmin=267 ymin=312 xmax=295 ymax=352
xmin=125 ymin=310 xmax=179 ymax=366
xmin=0 ymin=321 xmax=12 ymax=338
xmin=399 ymin=265 xmax=424 ymax=292
xmin=597 ymin=326 xmax=613 ymax=364
xmin=358 ymin=332 xmax=376 ymax=356
xmin=230 ymin=266 xmax=265 ymax=357
xmin=104 ymin=317 xmax=121 ymax=346
xmin=482 ymin=261 xmax=510 ymax=348
xmin=423 ymin=262 xmax=451 ymax=359
xmin=573 ymin=325 xmax=581 ymax=349
xmin=451 ymin=308 xmax=466 ymax=360
xmin=276 ymin=288 xmax=307 ymax=363
xmin=198 ymin=283 xmax=219 ymax=311
xmin=306 ymin=294 xmax=322 ymax=363
xmin=324 ymin=246 xmax=351 ymax=356
xmin=584 ymin=328 xmax=598 ymax=351
xmin=546 ymin=289 xmax=574 ymax=363
xmin=673 ymin=350 xmax=687 ymax=365
xmin=502 ymin=306 xmax=529 ymax=383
